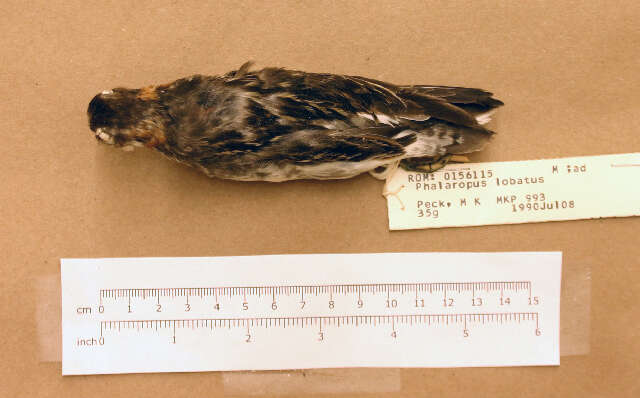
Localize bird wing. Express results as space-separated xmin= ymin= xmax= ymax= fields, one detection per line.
xmin=345 ymin=76 xmax=502 ymax=128
xmin=231 ymin=68 xmax=491 ymax=130
xmin=210 ymin=67 xmax=504 ymax=164
xmin=264 ymin=126 xmax=414 ymax=164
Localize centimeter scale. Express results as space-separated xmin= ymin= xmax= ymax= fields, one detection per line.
xmin=61 ymin=253 xmax=561 ymax=374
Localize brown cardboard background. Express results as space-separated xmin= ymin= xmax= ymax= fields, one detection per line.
xmin=2 ymin=0 xmax=639 ymax=396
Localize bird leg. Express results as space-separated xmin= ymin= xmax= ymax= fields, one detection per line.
xmin=381 ymin=161 xmax=406 ymax=210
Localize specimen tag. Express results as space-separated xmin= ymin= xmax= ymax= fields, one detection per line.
xmin=61 ymin=253 xmax=561 ymax=374
xmin=386 ymin=153 xmax=640 ymax=230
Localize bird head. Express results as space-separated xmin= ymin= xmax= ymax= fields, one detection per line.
xmin=87 ymin=86 xmax=167 ymax=150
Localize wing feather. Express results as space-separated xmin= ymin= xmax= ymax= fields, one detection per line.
xmin=265 ymin=127 xmax=413 ymax=163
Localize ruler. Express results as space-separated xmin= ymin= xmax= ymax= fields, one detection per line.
xmin=61 ymin=252 xmax=561 ymax=375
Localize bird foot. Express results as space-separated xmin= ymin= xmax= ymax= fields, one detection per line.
xmin=383 ymin=183 xmax=405 ymax=210
xmin=404 ymin=154 xmax=469 ymax=173
xmin=449 ymin=155 xmax=470 ymax=163
xmin=417 ymin=154 xmax=452 ymax=173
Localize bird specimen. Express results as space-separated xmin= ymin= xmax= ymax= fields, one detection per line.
xmin=88 ymin=62 xmax=503 ymax=196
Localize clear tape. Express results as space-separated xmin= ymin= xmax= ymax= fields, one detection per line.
xmin=222 ymin=369 xmax=402 ymax=395
xmin=36 ymin=275 xmax=62 ymax=362
xmin=559 ymin=262 xmax=591 ymax=356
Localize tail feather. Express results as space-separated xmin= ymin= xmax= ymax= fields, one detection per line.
xmin=399 ymin=85 xmax=503 ymax=128
xmin=399 ymin=85 xmax=504 ymax=109
xmin=474 ymin=109 xmax=497 ymax=125
xmin=445 ymin=126 xmax=494 ymax=154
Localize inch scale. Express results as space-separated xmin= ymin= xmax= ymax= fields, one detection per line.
xmin=62 ymin=253 xmax=561 ymax=374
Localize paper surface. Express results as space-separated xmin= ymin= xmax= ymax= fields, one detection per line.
xmin=7 ymin=2 xmax=639 ymax=396
xmin=61 ymin=253 xmax=561 ymax=375
xmin=386 ymin=153 xmax=640 ymax=230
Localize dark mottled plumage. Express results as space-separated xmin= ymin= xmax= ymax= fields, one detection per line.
xmin=87 ymin=62 xmax=503 ymax=182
